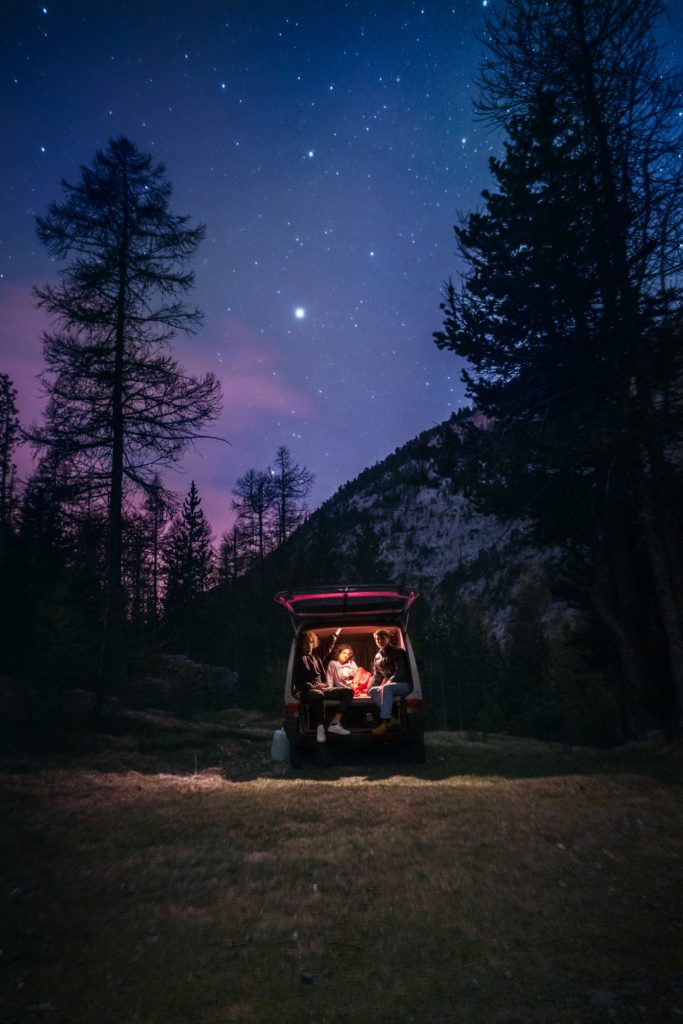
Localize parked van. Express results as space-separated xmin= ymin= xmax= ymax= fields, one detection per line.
xmin=274 ymin=584 xmax=425 ymax=765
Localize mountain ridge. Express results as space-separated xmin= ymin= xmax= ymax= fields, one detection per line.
xmin=276 ymin=407 xmax=561 ymax=638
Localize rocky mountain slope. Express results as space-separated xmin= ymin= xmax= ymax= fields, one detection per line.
xmin=279 ymin=409 xmax=559 ymax=636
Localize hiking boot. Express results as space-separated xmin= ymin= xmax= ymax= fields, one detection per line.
xmin=372 ymin=721 xmax=390 ymax=737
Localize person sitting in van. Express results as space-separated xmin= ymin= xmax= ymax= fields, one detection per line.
xmin=293 ymin=630 xmax=353 ymax=743
xmin=326 ymin=642 xmax=358 ymax=687
xmin=369 ymin=629 xmax=412 ymax=736
xmin=327 ymin=643 xmax=374 ymax=696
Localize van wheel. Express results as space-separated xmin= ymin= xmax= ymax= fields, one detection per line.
xmin=408 ymin=737 xmax=426 ymax=764
xmin=284 ymin=725 xmax=305 ymax=769
xmin=404 ymin=719 xmax=426 ymax=764
xmin=290 ymin=737 xmax=311 ymax=769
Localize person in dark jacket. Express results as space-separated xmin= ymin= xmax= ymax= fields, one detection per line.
xmin=292 ymin=629 xmax=353 ymax=743
xmin=369 ymin=629 xmax=412 ymax=736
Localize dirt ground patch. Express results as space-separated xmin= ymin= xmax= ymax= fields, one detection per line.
xmin=1 ymin=732 xmax=681 ymax=1023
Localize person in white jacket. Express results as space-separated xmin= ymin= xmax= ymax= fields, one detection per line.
xmin=326 ymin=642 xmax=358 ymax=687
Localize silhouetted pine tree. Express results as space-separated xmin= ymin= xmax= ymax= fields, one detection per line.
xmin=349 ymin=519 xmax=389 ymax=582
xmin=502 ymin=580 xmax=553 ymax=735
xmin=270 ymin=446 xmax=314 ymax=546
xmin=4 ymin=460 xmax=106 ymax=718
xmin=31 ymin=137 xmax=222 ymax=711
xmin=0 ymin=373 xmax=20 ymax=567
xmin=140 ymin=475 xmax=178 ymax=627
xmin=217 ymin=525 xmax=250 ymax=583
xmin=426 ymin=593 xmax=502 ymax=735
xmin=231 ymin=468 xmax=276 ymax=567
xmin=435 ymin=0 xmax=683 ymax=731
xmin=163 ymin=481 xmax=214 ymax=652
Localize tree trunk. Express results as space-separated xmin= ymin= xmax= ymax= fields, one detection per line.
xmin=591 ymin=514 xmax=655 ymax=740
xmin=571 ymin=0 xmax=634 ymax=325
xmin=96 ymin=211 xmax=129 ymax=718
xmin=637 ymin=459 xmax=683 ymax=732
xmin=0 ymin=399 xmax=11 ymax=568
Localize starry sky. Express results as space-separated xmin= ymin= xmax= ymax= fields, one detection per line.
xmin=2 ymin=0 xmax=682 ymax=538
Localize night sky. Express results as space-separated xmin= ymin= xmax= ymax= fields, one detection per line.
xmin=3 ymin=0 xmax=682 ymax=537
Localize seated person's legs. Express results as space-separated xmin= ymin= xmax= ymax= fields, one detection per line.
xmin=381 ymin=681 xmax=410 ymax=719
xmin=299 ymin=687 xmax=325 ymax=727
xmin=300 ymin=688 xmax=351 ymax=738
xmin=323 ymin=685 xmax=353 ymax=735
xmin=368 ymin=685 xmax=382 ymax=710
xmin=325 ymin=685 xmax=353 ymax=720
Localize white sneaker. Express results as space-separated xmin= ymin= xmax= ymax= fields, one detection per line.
xmin=316 ymin=724 xmax=326 ymax=743
xmin=328 ymin=723 xmax=350 ymax=736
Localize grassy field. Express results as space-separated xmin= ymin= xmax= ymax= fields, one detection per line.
xmin=1 ymin=726 xmax=682 ymax=1024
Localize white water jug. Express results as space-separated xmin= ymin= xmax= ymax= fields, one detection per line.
xmin=270 ymin=726 xmax=289 ymax=762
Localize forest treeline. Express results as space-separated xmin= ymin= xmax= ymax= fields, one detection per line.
xmin=1 ymin=0 xmax=682 ymax=744
xmin=1 ymin=356 xmax=313 ymax=718
xmin=0 ymin=135 xmax=315 ymax=721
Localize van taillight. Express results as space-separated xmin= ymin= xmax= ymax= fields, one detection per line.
xmin=284 ymin=703 xmax=300 ymax=719
xmin=405 ymin=699 xmax=423 ymax=713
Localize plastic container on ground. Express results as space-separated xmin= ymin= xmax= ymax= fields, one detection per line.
xmin=270 ymin=726 xmax=289 ymax=762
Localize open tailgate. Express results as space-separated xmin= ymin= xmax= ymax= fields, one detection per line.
xmin=274 ymin=584 xmax=418 ymax=630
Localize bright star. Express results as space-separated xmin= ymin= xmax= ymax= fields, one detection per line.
xmin=294 ymin=307 xmax=306 ymax=319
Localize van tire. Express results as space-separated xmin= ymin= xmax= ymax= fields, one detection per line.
xmin=404 ymin=718 xmax=426 ymax=764
xmin=284 ymin=723 xmax=305 ymax=769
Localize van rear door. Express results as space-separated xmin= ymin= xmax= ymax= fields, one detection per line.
xmin=274 ymin=584 xmax=418 ymax=631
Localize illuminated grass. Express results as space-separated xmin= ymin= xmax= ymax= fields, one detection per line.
xmin=1 ymin=740 xmax=681 ymax=1023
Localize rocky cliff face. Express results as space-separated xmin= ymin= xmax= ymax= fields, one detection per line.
xmin=280 ymin=411 xmax=562 ymax=637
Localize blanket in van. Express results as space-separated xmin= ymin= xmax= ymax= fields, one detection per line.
xmin=352 ymin=667 xmax=373 ymax=697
